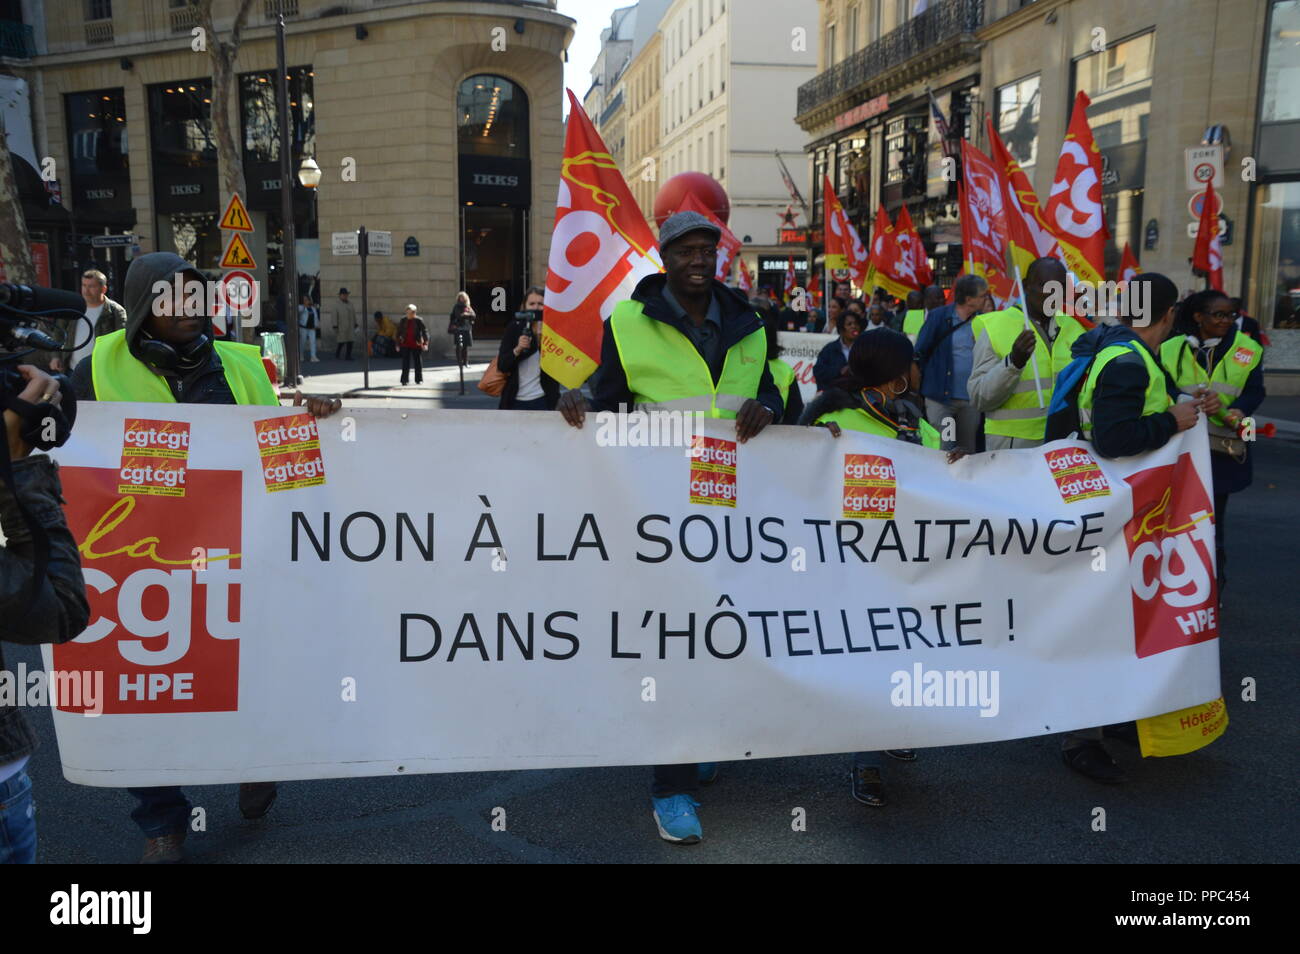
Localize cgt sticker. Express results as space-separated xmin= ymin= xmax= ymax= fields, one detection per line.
xmin=118 ymin=456 xmax=188 ymax=497
xmin=254 ymin=412 xmax=325 ymax=492
xmin=121 ymin=418 xmax=190 ymax=459
xmin=843 ymin=453 xmax=895 ymax=519
xmin=55 ymin=467 xmax=242 ymax=714
xmin=1045 ymin=446 xmax=1111 ymax=504
xmin=689 ymin=435 xmax=737 ymax=507
xmin=1124 ymin=452 xmax=1218 ymax=657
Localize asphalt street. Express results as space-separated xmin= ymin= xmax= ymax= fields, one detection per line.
xmin=11 ymin=376 xmax=1299 ymax=863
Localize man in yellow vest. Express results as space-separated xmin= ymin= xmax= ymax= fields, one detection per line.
xmin=70 ymin=252 xmax=342 ymax=862
xmin=968 ymin=258 xmax=1091 ymax=449
xmin=557 ymin=210 xmax=783 ymax=845
xmin=1052 ymin=272 xmax=1212 ymax=783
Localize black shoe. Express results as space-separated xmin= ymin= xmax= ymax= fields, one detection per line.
xmin=850 ymin=767 xmax=886 ymax=807
xmin=1062 ymin=743 xmax=1127 ymax=784
xmin=238 ymin=781 xmax=278 ymax=819
xmin=1102 ymin=722 xmax=1139 ymax=747
xmin=885 ymin=749 xmax=917 ymax=761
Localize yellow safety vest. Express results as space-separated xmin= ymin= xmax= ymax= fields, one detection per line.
xmin=815 ymin=405 xmax=941 ymax=448
xmin=91 ymin=329 xmax=280 ymax=406
xmin=608 ymin=300 xmax=767 ymax=418
xmin=768 ymin=358 xmax=796 ymax=409
xmin=902 ymin=309 xmax=925 ymax=341
xmin=1077 ymin=339 xmax=1171 ymax=439
xmin=1158 ymin=331 xmax=1262 ymax=439
xmin=977 ymin=309 xmax=1089 ymax=440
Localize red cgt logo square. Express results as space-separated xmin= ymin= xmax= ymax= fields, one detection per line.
xmin=1123 ymin=453 xmax=1218 ymax=658
xmin=55 ymin=467 xmax=243 ymax=714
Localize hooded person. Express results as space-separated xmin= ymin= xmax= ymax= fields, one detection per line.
xmin=68 ymin=252 xmax=340 ymax=863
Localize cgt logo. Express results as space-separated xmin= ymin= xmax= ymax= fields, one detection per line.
xmin=55 ymin=467 xmax=242 ymax=713
xmin=1123 ymin=453 xmax=1218 ymax=657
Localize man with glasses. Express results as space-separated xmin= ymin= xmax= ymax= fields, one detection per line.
xmin=556 ymin=210 xmax=783 ymax=846
xmin=913 ymin=275 xmax=991 ymax=453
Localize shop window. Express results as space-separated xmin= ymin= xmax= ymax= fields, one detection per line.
xmin=66 ymin=88 xmax=128 ymax=177
xmin=994 ymin=74 xmax=1040 ymax=169
xmin=240 ymin=66 xmax=314 ymax=165
xmin=457 ymin=75 xmax=529 ymax=159
xmin=1262 ymin=0 xmax=1300 ymax=122
xmin=1252 ymin=181 xmax=1300 ymax=330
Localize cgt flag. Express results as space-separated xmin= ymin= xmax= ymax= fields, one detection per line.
xmin=822 ymin=175 xmax=870 ymax=287
xmin=676 ymin=190 xmax=742 ymax=281
xmin=986 ymin=117 xmax=1062 ymax=278
xmin=541 ymin=91 xmax=663 ymax=389
xmin=1192 ymin=179 xmax=1224 ymax=292
xmin=895 ymin=204 xmax=934 ymax=288
xmin=1119 ymin=241 xmax=1141 ymax=284
xmin=737 ymin=256 xmax=753 ymax=293
xmin=783 ymin=256 xmax=798 ymax=303
xmin=866 ymin=204 xmax=919 ymax=299
xmin=1046 ymin=91 xmax=1109 ymax=285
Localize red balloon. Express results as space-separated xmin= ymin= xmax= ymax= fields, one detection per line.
xmin=653 ymin=172 xmax=730 ymax=227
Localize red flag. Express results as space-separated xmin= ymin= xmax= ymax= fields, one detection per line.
xmin=986 ymin=118 xmax=1062 ymax=277
xmin=1045 ymin=91 xmax=1108 ymax=284
xmin=541 ymin=90 xmax=663 ymax=388
xmin=1192 ymin=180 xmax=1224 ymax=292
xmin=675 ymin=190 xmax=742 ymax=281
xmin=822 ymin=176 xmax=870 ymax=287
xmin=807 ymin=267 xmax=820 ymax=306
xmin=1119 ymin=242 xmax=1141 ymax=284
xmin=866 ymin=204 xmax=920 ymax=298
xmin=737 ymin=256 xmax=753 ymax=293
xmin=783 ymin=256 xmax=797 ymax=302
xmin=895 ymin=204 xmax=934 ymax=287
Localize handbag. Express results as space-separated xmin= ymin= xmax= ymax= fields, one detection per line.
xmin=477 ymin=356 xmax=507 ymax=396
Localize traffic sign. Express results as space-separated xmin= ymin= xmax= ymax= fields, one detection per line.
xmin=90 ymin=233 xmax=135 ymax=248
xmin=219 ymin=193 xmax=253 ymax=231
xmin=220 ymin=233 xmax=257 ymax=269
xmin=1187 ymin=216 xmax=1229 ymax=240
xmin=367 ymin=230 xmax=392 ymax=255
xmin=1185 ymin=145 xmax=1224 ymax=191
xmin=1188 ymin=189 xmax=1224 ymax=220
xmin=332 ymin=231 xmax=359 ymax=256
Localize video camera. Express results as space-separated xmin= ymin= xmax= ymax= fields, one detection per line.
xmin=0 ymin=281 xmax=85 ymax=452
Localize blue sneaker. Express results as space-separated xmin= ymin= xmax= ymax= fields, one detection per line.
xmin=652 ymin=794 xmax=702 ymax=844
xmin=697 ymin=762 xmax=720 ymax=785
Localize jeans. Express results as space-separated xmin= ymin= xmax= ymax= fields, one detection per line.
xmin=300 ymin=327 xmax=318 ymax=361
xmin=651 ymin=763 xmax=699 ymax=798
xmin=128 ymin=786 xmax=191 ymax=838
xmin=513 ymin=396 xmax=549 ymax=411
xmin=0 ymin=769 xmax=35 ymax=864
xmin=400 ymin=347 xmax=424 ymax=384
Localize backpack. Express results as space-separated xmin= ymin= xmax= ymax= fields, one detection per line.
xmin=1044 ymin=352 xmax=1095 ymax=442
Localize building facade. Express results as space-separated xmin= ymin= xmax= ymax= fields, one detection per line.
xmin=797 ymin=0 xmax=1300 ymax=385
xmin=4 ymin=0 xmax=573 ymax=345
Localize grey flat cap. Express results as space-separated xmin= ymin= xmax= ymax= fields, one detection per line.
xmin=659 ymin=210 xmax=721 ymax=250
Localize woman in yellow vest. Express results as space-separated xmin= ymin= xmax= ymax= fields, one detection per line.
xmin=1159 ymin=289 xmax=1265 ymax=595
xmin=798 ymin=327 xmax=944 ymax=807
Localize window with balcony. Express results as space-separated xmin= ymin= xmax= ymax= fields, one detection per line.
xmin=995 ymin=74 xmax=1040 ymax=169
xmin=870 ymin=0 xmax=882 ymax=42
xmin=825 ymin=23 xmax=837 ymax=68
xmin=848 ymin=5 xmax=860 ymax=53
xmin=87 ymin=0 xmax=112 ymax=19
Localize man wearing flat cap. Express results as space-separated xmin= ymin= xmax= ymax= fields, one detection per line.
xmin=556 ymin=209 xmax=784 ymax=847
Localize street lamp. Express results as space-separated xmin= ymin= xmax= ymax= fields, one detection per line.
xmin=297 ymin=156 xmax=321 ymax=189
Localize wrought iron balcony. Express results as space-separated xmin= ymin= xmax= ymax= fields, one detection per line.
xmin=796 ymin=0 xmax=985 ymax=124
xmin=0 ymin=20 xmax=35 ymax=58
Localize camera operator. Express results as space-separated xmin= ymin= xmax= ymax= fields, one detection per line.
xmin=0 ymin=365 xmax=89 ymax=864
xmin=496 ymin=286 xmax=559 ymax=410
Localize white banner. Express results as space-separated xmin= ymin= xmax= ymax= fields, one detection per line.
xmin=45 ymin=405 xmax=1222 ymax=786
xmin=777 ymin=331 xmax=836 ymax=404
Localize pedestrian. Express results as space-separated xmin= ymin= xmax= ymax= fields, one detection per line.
xmin=449 ymin=291 xmax=476 ymax=357
xmin=799 ymin=327 xmax=945 ymax=806
xmin=68 ymin=269 xmax=127 ymax=369
xmin=298 ymin=293 xmax=320 ymax=362
xmin=325 ymin=287 xmax=357 ymax=360
xmin=68 ymin=252 xmax=342 ymax=862
xmin=556 ymin=210 xmax=783 ymax=845
xmin=397 ymin=303 xmax=428 ymax=385
xmin=825 ymin=295 xmax=847 ymax=337
xmin=914 ymin=274 xmax=990 ymax=453
xmin=901 ymin=289 xmax=927 ymax=342
xmin=863 ymin=302 xmax=891 ymax=331
xmin=967 ymin=257 xmax=1091 ymax=450
xmin=371 ymin=309 xmax=398 ymax=358
xmin=762 ymin=304 xmax=804 ymax=424
xmin=0 ymin=365 xmax=89 ymax=864
xmin=1158 ymin=289 xmax=1265 ymax=596
xmin=496 ymin=286 xmax=559 ymax=410
xmin=813 ymin=308 xmax=862 ymax=392
xmin=1047 ymin=272 xmax=1210 ymax=783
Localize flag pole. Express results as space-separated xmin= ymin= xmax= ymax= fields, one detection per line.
xmin=1012 ymin=260 xmax=1046 ymax=408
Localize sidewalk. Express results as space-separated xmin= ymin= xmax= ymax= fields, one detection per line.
xmin=1257 ymin=395 xmax=1300 ymax=441
xmin=281 ymin=341 xmax=501 ymax=410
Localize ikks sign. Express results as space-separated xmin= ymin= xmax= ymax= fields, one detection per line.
xmin=46 ymin=404 xmax=1224 ymax=785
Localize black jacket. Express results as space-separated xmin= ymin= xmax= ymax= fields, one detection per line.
xmin=497 ymin=316 xmax=560 ymax=409
xmin=589 ymin=274 xmax=782 ymax=419
xmin=71 ymin=252 xmax=240 ymax=405
xmin=396 ymin=316 xmax=429 ymax=350
xmin=1 ymin=457 xmax=91 ymax=763
xmin=798 ymin=385 xmax=928 ymax=444
xmin=1067 ymin=324 xmax=1180 ymax=459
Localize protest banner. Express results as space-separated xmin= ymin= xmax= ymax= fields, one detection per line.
xmin=777 ymin=330 xmax=836 ymax=403
xmin=46 ymin=404 xmax=1222 ymax=786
